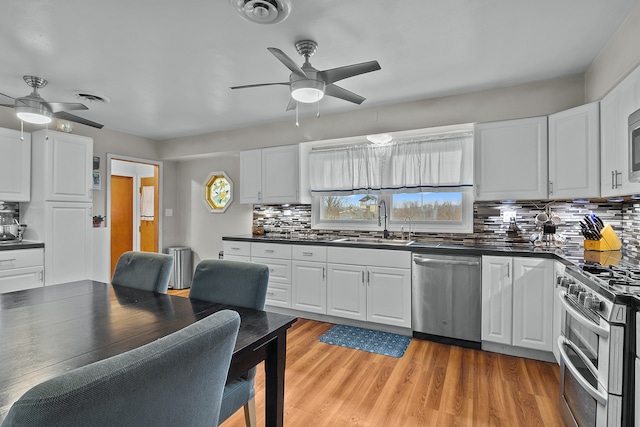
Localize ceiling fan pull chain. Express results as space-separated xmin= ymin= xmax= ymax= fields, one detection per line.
xmin=295 ymin=102 xmax=299 ymax=127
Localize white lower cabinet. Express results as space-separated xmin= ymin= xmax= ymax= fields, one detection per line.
xmin=292 ymin=246 xmax=327 ymax=314
xmin=0 ymin=248 xmax=44 ymax=293
xmin=327 ymin=247 xmax=411 ymax=328
xmin=223 ymin=241 xmax=251 ymax=262
xmin=481 ymin=256 xmax=554 ymax=352
xmin=251 ymin=243 xmax=292 ymax=308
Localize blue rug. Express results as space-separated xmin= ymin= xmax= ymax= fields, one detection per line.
xmin=318 ymin=324 xmax=411 ymax=358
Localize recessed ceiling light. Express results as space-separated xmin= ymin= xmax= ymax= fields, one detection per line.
xmin=229 ymin=0 xmax=291 ymax=24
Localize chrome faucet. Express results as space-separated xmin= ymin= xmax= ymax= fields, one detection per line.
xmin=404 ymin=217 xmax=412 ymax=240
xmin=378 ymin=200 xmax=389 ymax=239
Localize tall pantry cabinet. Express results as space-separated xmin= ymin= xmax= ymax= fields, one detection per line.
xmin=21 ymin=130 xmax=93 ymax=285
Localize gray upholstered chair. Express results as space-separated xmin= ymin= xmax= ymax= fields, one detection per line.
xmin=2 ymin=309 xmax=241 ymax=427
xmin=111 ymin=251 xmax=174 ymax=293
xmin=189 ymin=259 xmax=269 ymax=427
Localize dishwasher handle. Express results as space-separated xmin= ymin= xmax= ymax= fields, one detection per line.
xmin=413 ymin=256 xmax=480 ymax=267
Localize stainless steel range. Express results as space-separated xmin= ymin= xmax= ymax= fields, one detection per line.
xmin=557 ymin=261 xmax=638 ymax=427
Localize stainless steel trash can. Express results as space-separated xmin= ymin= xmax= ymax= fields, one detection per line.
xmin=166 ymin=246 xmax=192 ymax=289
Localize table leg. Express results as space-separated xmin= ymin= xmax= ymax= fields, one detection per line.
xmin=264 ymin=329 xmax=287 ymax=427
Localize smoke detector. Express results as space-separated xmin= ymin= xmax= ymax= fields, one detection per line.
xmin=229 ymin=0 xmax=291 ymax=24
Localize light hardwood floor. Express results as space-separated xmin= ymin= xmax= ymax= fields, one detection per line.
xmin=168 ymin=290 xmax=566 ymax=426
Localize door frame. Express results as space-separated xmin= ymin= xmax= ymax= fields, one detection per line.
xmin=106 ymin=153 xmax=163 ymax=254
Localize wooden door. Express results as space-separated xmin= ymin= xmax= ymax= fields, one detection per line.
xmin=140 ymin=168 xmax=158 ymax=253
xmin=110 ymin=175 xmax=133 ymax=277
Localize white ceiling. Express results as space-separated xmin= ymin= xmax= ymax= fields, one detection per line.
xmin=0 ymin=0 xmax=638 ymax=141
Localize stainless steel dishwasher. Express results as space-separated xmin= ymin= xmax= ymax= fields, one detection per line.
xmin=412 ymin=253 xmax=481 ymax=348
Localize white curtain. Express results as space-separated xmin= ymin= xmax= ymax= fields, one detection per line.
xmin=309 ymin=133 xmax=473 ymax=195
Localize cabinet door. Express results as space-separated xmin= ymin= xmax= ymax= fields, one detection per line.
xmin=474 ymin=117 xmax=548 ymax=201
xmin=44 ymin=203 xmax=92 ymax=285
xmin=552 ymin=261 xmax=566 ymax=363
xmin=512 ymin=257 xmax=554 ymax=352
xmin=0 ymin=266 xmax=44 ymax=293
xmin=367 ymin=266 xmax=411 ymax=328
xmin=261 ymin=145 xmax=300 ymax=204
xmin=239 ymin=149 xmax=262 ymax=204
xmin=327 ymin=263 xmax=366 ymax=321
xmin=548 ymin=102 xmax=600 ymax=199
xmin=45 ymin=132 xmax=93 ymax=202
xmin=292 ymin=260 xmax=326 ymax=314
xmin=0 ymin=128 xmax=30 ymax=202
xmin=481 ymin=256 xmax=512 ymax=345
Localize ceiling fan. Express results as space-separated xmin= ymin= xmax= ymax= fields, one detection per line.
xmin=230 ymin=40 xmax=381 ymax=111
xmin=0 ymin=76 xmax=104 ymax=129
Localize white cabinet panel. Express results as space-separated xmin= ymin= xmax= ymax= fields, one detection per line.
xmin=481 ymin=256 xmax=512 ymax=345
xmin=0 ymin=248 xmax=44 ymax=293
xmin=44 ymin=202 xmax=92 ymax=285
xmin=367 ymin=266 xmax=411 ymax=327
xmin=292 ymin=260 xmax=326 ymax=314
xmin=512 ymin=258 xmax=554 ymax=352
xmin=0 ymin=128 xmax=30 ymax=202
xmin=239 ymin=149 xmax=262 ymax=204
xmin=327 ymin=263 xmax=366 ymax=321
xmin=474 ymin=117 xmax=548 ymax=201
xmin=548 ymin=102 xmax=600 ymax=199
xmin=251 ymin=243 xmax=292 ymax=308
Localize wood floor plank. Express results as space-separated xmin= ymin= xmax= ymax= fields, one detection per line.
xmin=169 ymin=314 xmax=570 ymax=427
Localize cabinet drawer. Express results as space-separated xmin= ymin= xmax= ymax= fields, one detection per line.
xmin=223 ymin=241 xmax=251 ymax=257
xmin=251 ymin=257 xmax=291 ymax=283
xmin=223 ymin=255 xmax=251 ymax=262
xmin=251 ymin=243 xmax=292 ymax=259
xmin=292 ymin=245 xmax=327 ymax=262
xmin=0 ymin=266 xmax=45 ymax=293
xmin=265 ymin=284 xmax=291 ymax=308
xmin=0 ymin=249 xmax=44 ymax=271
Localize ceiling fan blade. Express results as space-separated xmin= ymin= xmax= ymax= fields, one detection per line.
xmin=286 ymin=98 xmax=297 ymax=111
xmin=0 ymin=92 xmax=16 ymax=101
xmin=46 ymin=102 xmax=88 ymax=113
xmin=325 ymin=84 xmax=366 ymax=104
xmin=230 ymin=82 xmax=289 ymax=90
xmin=52 ymin=111 xmax=104 ymax=129
xmin=267 ymin=47 xmax=307 ymax=79
xmin=320 ymin=60 xmax=381 ymax=85
xmin=0 ymin=103 xmax=14 ymax=108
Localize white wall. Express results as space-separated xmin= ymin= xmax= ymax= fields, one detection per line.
xmin=586 ymin=3 xmax=640 ymax=101
xmin=174 ymin=154 xmax=252 ymax=266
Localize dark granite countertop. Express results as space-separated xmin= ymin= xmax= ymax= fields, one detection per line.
xmin=0 ymin=241 xmax=44 ymax=251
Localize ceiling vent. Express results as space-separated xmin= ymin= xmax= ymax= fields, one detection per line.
xmin=229 ymin=0 xmax=291 ymax=24
xmin=74 ymin=92 xmax=110 ymax=103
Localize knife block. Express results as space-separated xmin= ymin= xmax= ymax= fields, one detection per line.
xmin=583 ymin=224 xmax=622 ymax=251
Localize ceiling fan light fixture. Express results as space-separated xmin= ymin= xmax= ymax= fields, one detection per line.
xmin=15 ymin=105 xmax=52 ymax=124
xmin=290 ymin=80 xmax=325 ymax=103
xmin=366 ymin=134 xmax=393 ymax=144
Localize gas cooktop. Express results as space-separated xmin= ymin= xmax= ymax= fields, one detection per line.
xmin=579 ymin=261 xmax=640 ymax=296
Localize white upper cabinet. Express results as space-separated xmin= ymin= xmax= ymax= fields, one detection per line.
xmin=239 ymin=144 xmax=311 ymax=205
xmin=548 ymin=102 xmax=600 ymax=200
xmin=600 ymin=65 xmax=640 ymax=197
xmin=0 ymin=128 xmax=31 ymax=202
xmin=31 ymin=130 xmax=93 ymax=202
xmin=474 ymin=117 xmax=548 ymax=201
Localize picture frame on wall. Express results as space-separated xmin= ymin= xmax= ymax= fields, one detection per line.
xmin=93 ymin=172 xmax=101 ymax=190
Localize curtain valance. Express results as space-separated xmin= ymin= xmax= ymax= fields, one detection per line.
xmin=309 ymin=133 xmax=473 ymax=195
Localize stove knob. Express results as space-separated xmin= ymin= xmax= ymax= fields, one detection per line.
xmin=584 ymin=295 xmax=601 ymax=311
xmin=558 ymin=276 xmax=575 ymax=288
xmin=578 ymin=291 xmax=588 ymax=304
xmin=568 ymin=284 xmax=583 ymax=296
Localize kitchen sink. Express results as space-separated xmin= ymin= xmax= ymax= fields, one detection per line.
xmin=330 ymin=237 xmax=414 ymax=246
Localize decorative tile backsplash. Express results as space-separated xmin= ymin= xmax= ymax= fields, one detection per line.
xmin=253 ymin=200 xmax=637 ymax=253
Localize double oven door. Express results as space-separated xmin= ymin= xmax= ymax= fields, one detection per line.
xmin=557 ymin=290 xmax=625 ymax=427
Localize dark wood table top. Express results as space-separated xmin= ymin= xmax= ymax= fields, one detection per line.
xmin=0 ymin=280 xmax=297 ymax=421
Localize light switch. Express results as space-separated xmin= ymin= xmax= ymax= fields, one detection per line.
xmin=502 ymin=210 xmax=516 ymax=223
xmin=165 ymin=208 xmax=173 ymax=217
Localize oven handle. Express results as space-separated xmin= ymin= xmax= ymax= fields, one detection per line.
xmin=557 ymin=336 xmax=608 ymax=405
xmin=559 ymin=291 xmax=609 ymax=338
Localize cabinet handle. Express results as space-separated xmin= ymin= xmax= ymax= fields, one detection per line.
xmin=39 ymin=271 xmax=44 ymax=282
xmin=258 ymin=191 xmax=262 ymax=201
xmin=615 ymin=170 xmax=622 ymax=189
xmin=506 ymin=263 xmax=510 ymax=278
xmin=230 ymin=247 xmax=240 ymax=251
xmin=0 ymin=259 xmax=16 ymax=263
xmin=322 ymin=267 xmax=325 ymax=280
xmin=611 ymin=170 xmax=616 ymax=190
xmin=367 ymin=271 xmax=370 ymax=285
xmin=267 ymin=292 xmax=275 ymax=297
xmin=361 ymin=271 xmax=365 ymax=285
xmin=302 ymin=252 xmax=313 ymax=256
xmin=264 ymin=249 xmax=275 ymax=253
xmin=548 ymin=181 xmax=553 ymax=195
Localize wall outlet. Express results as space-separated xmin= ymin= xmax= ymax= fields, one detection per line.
xmin=502 ymin=210 xmax=516 ymax=223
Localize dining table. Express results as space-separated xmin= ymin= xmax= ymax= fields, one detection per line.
xmin=0 ymin=280 xmax=297 ymax=426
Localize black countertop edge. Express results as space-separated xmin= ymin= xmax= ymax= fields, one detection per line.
xmin=0 ymin=241 xmax=45 ymax=251
xmin=222 ymin=235 xmax=567 ymax=262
